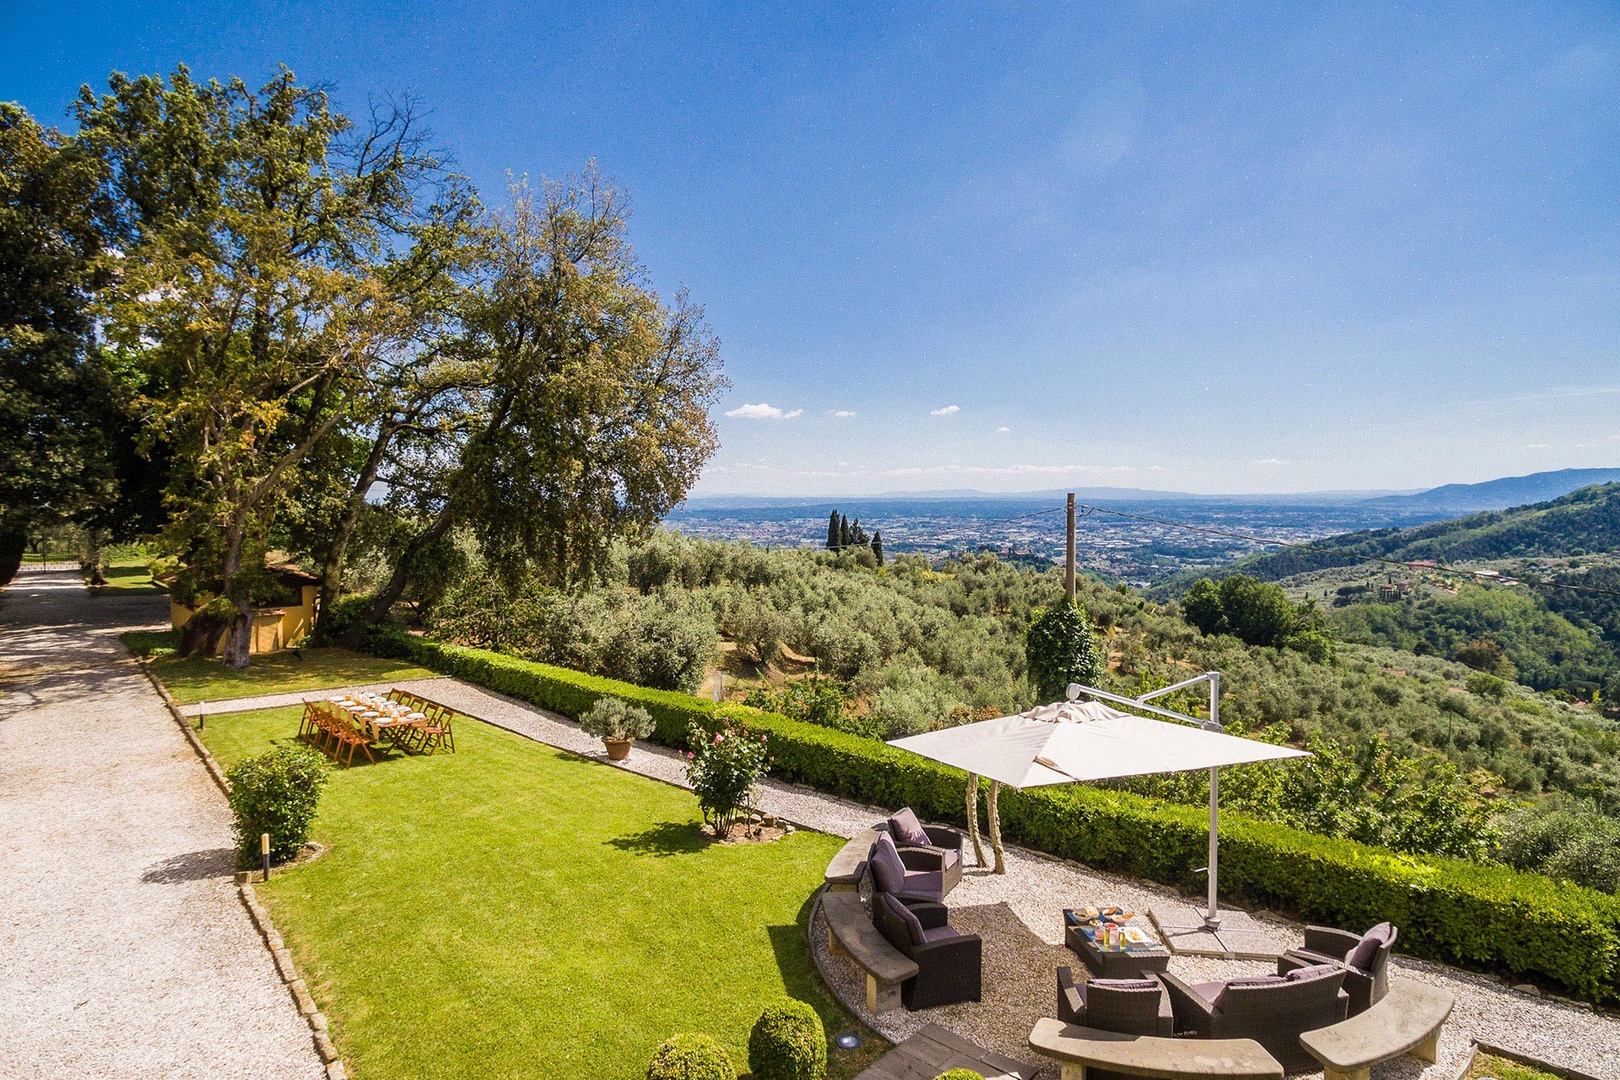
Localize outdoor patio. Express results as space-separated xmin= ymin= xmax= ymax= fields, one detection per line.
xmin=196 ymin=673 xmax=1620 ymax=1080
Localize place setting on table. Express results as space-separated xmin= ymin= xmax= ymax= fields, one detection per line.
xmin=1063 ymin=904 xmax=1172 ymax=979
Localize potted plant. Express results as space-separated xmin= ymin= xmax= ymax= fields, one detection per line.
xmin=579 ymin=697 xmax=656 ymax=760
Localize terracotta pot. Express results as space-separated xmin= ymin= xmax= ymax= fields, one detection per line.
xmin=603 ymin=737 xmax=632 ymax=761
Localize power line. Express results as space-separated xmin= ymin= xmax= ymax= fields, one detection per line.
xmin=1073 ymin=502 xmax=1620 ymax=600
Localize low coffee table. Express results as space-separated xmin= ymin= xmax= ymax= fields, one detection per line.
xmin=1064 ymin=908 xmax=1172 ymax=980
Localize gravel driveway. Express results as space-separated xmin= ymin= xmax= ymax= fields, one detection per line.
xmin=0 ymin=568 xmax=325 ymax=1080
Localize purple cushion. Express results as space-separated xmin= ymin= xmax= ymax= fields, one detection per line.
xmin=1212 ymin=975 xmax=1284 ymax=1008
xmin=869 ymin=833 xmax=906 ymax=894
xmin=921 ymin=924 xmax=961 ymax=944
xmin=881 ymin=892 xmax=926 ymax=946
xmin=889 ymin=807 xmax=931 ymax=847
xmin=1285 ymin=963 xmax=1342 ymax=983
xmin=1346 ymin=922 xmax=1393 ymax=971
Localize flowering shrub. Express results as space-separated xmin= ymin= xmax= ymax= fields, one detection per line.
xmin=685 ymin=723 xmax=769 ymax=839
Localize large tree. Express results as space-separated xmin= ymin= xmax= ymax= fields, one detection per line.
xmin=78 ymin=67 xmax=470 ymax=665
xmin=329 ymin=171 xmax=724 ymax=642
xmin=0 ymin=104 xmax=124 ymax=583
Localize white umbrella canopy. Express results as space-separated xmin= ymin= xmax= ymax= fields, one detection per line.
xmin=888 ymin=699 xmax=1309 ymax=789
xmin=887 ymin=694 xmax=1311 ymax=928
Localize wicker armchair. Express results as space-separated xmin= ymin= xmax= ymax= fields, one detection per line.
xmin=881 ymin=807 xmax=966 ymax=894
xmin=1057 ymin=967 xmax=1173 ymax=1035
xmin=1278 ymin=922 xmax=1397 ymax=1016
xmin=1161 ymin=965 xmax=1348 ymax=1072
xmin=873 ymin=892 xmax=982 ymax=1010
xmin=867 ymin=831 xmax=954 ymax=904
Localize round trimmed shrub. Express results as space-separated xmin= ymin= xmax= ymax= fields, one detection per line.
xmin=934 ymin=1071 xmax=985 ymax=1080
xmin=646 ymin=1033 xmax=736 ymax=1080
xmin=225 ymin=745 xmax=329 ymax=868
xmin=747 ymin=1000 xmax=826 ymax=1080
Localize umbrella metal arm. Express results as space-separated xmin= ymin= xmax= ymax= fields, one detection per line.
xmin=1069 ymin=673 xmax=1226 ymax=929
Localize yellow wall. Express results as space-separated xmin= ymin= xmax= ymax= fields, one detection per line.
xmin=170 ymin=584 xmax=319 ymax=655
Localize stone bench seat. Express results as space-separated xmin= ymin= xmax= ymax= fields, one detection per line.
xmin=822 ymin=889 xmax=918 ymax=1014
xmin=825 ymin=828 xmax=877 ymax=891
xmin=1028 ymin=1018 xmax=1283 ymax=1080
xmin=1298 ymin=980 xmax=1454 ymax=1080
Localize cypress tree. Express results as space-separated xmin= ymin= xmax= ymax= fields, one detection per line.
xmin=839 ymin=513 xmax=852 ymax=548
xmin=826 ymin=510 xmax=840 ymax=550
xmin=852 ymin=518 xmax=867 ymax=546
xmin=871 ymin=531 xmax=884 ymax=565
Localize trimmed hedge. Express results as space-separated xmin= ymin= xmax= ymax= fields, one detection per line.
xmin=646 ymin=1033 xmax=736 ymax=1080
xmin=369 ymin=633 xmax=1620 ymax=1002
xmin=748 ymin=1000 xmax=826 ymax=1080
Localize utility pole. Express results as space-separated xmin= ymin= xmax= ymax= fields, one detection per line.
xmin=1065 ymin=493 xmax=1076 ymax=601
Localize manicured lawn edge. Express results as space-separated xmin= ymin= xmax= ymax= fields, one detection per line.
xmin=365 ymin=633 xmax=1620 ymax=1004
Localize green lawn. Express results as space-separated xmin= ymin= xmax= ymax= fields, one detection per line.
xmin=90 ymin=559 xmax=166 ymax=595
xmin=126 ymin=641 xmax=438 ymax=704
xmin=1463 ymin=1052 xmax=1565 ymax=1080
xmin=201 ymin=706 xmax=882 ymax=1080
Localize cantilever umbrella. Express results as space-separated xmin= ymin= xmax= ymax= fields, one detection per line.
xmin=888 ymin=687 xmax=1310 ymax=929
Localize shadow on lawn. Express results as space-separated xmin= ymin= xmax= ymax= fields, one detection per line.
xmin=604 ymin=820 xmax=711 ymax=856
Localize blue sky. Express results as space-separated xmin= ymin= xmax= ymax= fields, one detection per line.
xmin=5 ymin=1 xmax=1617 ymax=495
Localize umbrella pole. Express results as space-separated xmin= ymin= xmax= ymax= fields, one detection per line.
xmin=987 ymin=779 xmax=1005 ymax=874
xmin=965 ymin=773 xmax=986 ymax=867
xmin=1205 ymin=766 xmax=1221 ymax=929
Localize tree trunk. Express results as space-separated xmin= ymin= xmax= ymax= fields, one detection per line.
xmin=965 ymin=772 xmax=986 ymax=867
xmin=218 ymin=520 xmax=253 ymax=669
xmin=340 ymin=497 xmax=457 ymax=649
xmin=313 ymin=424 xmax=395 ymax=644
xmin=0 ymin=526 xmax=25 ymax=586
xmin=987 ymin=779 xmax=1005 ymax=874
xmin=222 ymin=598 xmax=255 ymax=669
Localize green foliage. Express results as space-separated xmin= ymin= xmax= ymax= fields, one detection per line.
xmin=430 ymin=574 xmax=716 ymax=693
xmin=646 ymin=1034 xmax=737 ymax=1080
xmin=686 ymin=723 xmax=769 ymax=840
xmin=1182 ymin=575 xmax=1332 ymax=660
xmin=1025 ymin=600 xmax=1103 ymax=703
xmin=1329 ymin=583 xmax=1614 ymax=693
xmin=579 ymin=696 xmax=655 ymax=741
xmin=365 ymin=634 xmax=1620 ymax=1002
xmin=1497 ymin=798 xmax=1620 ymax=895
xmin=1467 ymin=671 xmax=1510 ymax=700
xmin=934 ymin=1071 xmax=986 ymax=1080
xmin=744 ymin=678 xmax=852 ymax=732
xmin=747 ymin=1000 xmax=826 ymax=1080
xmin=224 ymin=746 xmax=329 ymax=867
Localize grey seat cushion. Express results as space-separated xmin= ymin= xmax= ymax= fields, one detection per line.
xmin=1090 ymin=978 xmax=1159 ymax=991
xmin=880 ymin=891 xmax=927 ymax=946
xmin=869 ymin=833 xmax=907 ymax=894
xmin=1285 ymin=963 xmax=1341 ymax=983
xmin=889 ymin=807 xmax=932 ymax=847
xmin=1346 ymin=922 xmax=1393 ymax=970
xmin=921 ymin=924 xmax=961 ymax=944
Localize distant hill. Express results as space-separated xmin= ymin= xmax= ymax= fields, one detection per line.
xmin=1362 ymin=468 xmax=1620 ymax=513
xmin=1197 ymin=481 xmax=1620 ymax=583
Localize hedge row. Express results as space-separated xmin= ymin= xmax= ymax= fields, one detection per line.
xmin=372 ymin=633 xmax=1620 ymax=1002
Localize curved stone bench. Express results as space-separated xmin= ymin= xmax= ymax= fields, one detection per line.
xmin=1028 ymin=1018 xmax=1283 ymax=1080
xmin=1298 ymin=980 xmax=1454 ymax=1080
xmin=821 ymin=889 xmax=917 ymax=1014
xmin=825 ymin=828 xmax=876 ymax=892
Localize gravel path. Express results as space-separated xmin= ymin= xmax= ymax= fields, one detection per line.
xmin=201 ymin=669 xmax=1620 ymax=1078
xmin=0 ymin=568 xmax=326 ymax=1080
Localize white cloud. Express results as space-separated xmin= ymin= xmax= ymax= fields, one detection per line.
xmin=1250 ymin=458 xmax=1289 ymax=466
xmin=829 ymin=410 xmax=857 ymax=418
xmin=1526 ymin=443 xmax=1553 ymax=450
xmin=997 ymin=426 xmax=1011 ymax=433
xmin=930 ymin=405 xmax=961 ymax=416
xmin=724 ymin=402 xmax=803 ymax=420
